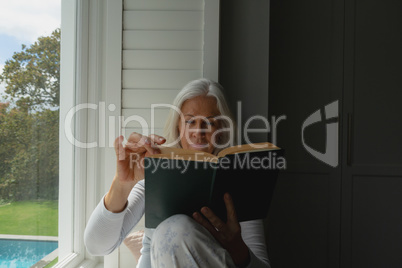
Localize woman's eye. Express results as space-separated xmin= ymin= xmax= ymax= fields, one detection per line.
xmin=184 ymin=119 xmax=216 ymax=127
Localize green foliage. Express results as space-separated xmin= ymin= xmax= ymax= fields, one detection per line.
xmin=0 ymin=29 xmax=60 ymax=110
xmin=0 ymin=108 xmax=59 ymax=200
xmin=0 ymin=201 xmax=58 ymax=236
xmin=0 ymin=29 xmax=60 ymax=201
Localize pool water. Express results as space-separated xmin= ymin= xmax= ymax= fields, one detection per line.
xmin=0 ymin=239 xmax=58 ymax=268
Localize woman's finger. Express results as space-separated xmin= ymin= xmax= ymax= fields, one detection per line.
xmin=224 ymin=193 xmax=238 ymax=224
xmin=141 ymin=136 xmax=161 ymax=155
xmin=149 ymin=134 xmax=166 ymax=146
xmin=114 ymin=136 xmax=125 ymax=160
xmin=200 ymin=207 xmax=227 ymax=233
xmin=127 ymin=132 xmax=143 ymax=144
xmin=125 ymin=132 xmax=146 ymax=153
xmin=192 ymin=212 xmax=219 ymax=237
xmin=126 ymin=134 xmax=159 ymax=155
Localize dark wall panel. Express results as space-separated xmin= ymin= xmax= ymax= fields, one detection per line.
xmin=352 ymin=176 xmax=402 ymax=267
xmin=266 ymin=173 xmax=330 ymax=268
xmin=352 ymin=0 xmax=402 ymax=166
xmin=219 ymin=0 xmax=270 ymax=144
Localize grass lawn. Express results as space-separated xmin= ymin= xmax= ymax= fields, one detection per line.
xmin=0 ymin=200 xmax=58 ymax=236
xmin=44 ymin=257 xmax=58 ymax=268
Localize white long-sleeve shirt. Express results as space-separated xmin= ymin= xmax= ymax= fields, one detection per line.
xmin=84 ymin=180 xmax=271 ymax=267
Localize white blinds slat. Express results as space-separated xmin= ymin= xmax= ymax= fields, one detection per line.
xmin=123 ymin=50 xmax=202 ymax=70
xmin=122 ymin=89 xmax=179 ymax=108
xmin=124 ymin=0 xmax=203 ymax=11
xmin=122 ymin=108 xmax=170 ymax=128
xmin=124 ymin=11 xmax=203 ymax=30
xmin=123 ymin=30 xmax=203 ymax=50
xmin=122 ymin=70 xmax=202 ymax=89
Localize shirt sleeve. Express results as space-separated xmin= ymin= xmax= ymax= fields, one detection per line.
xmin=84 ymin=180 xmax=145 ymax=256
xmin=240 ymin=220 xmax=271 ymax=268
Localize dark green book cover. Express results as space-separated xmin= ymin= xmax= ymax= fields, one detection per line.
xmin=144 ymin=147 xmax=284 ymax=228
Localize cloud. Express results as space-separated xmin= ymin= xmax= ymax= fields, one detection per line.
xmin=0 ymin=0 xmax=61 ymax=43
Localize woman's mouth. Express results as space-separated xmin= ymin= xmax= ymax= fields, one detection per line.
xmin=190 ymin=143 xmax=209 ymax=149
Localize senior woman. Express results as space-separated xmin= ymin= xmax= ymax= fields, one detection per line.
xmin=84 ymin=79 xmax=271 ymax=268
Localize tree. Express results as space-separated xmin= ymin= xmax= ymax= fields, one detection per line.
xmin=0 ymin=29 xmax=60 ymax=201
xmin=0 ymin=102 xmax=14 ymax=182
xmin=1 ymin=108 xmax=59 ymax=200
xmin=0 ymin=29 xmax=60 ymax=111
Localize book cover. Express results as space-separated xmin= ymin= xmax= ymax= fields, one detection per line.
xmin=144 ymin=142 xmax=284 ymax=228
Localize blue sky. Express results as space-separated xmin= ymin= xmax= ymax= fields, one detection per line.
xmin=0 ymin=0 xmax=61 ymax=99
xmin=0 ymin=33 xmax=25 ymax=64
xmin=0 ymin=34 xmax=30 ymax=98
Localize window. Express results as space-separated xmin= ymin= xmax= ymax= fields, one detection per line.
xmin=0 ymin=1 xmax=61 ymax=267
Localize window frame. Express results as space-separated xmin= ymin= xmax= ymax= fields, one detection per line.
xmin=57 ymin=0 xmax=79 ymax=265
xmin=57 ymin=0 xmax=91 ymax=267
xmin=57 ymin=0 xmax=122 ymax=267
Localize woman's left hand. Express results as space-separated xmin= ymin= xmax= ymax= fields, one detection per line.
xmin=192 ymin=193 xmax=251 ymax=267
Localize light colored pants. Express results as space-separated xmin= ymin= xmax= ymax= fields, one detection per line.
xmin=137 ymin=214 xmax=236 ymax=268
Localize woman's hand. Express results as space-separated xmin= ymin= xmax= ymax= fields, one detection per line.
xmin=115 ymin=132 xmax=165 ymax=185
xmin=105 ymin=132 xmax=165 ymax=212
xmin=192 ymin=193 xmax=251 ymax=267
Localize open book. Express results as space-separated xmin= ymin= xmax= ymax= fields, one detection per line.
xmin=144 ymin=142 xmax=284 ymax=228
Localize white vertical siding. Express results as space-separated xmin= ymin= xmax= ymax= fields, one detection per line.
xmin=122 ymin=0 xmax=204 ymax=137
xmin=120 ymin=1 xmax=205 ymax=267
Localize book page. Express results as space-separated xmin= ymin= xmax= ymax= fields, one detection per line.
xmin=148 ymin=142 xmax=280 ymax=162
xmin=217 ymin=142 xmax=280 ymax=158
xmin=148 ymin=146 xmax=219 ymax=163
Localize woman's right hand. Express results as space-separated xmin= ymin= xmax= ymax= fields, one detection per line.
xmin=105 ymin=132 xmax=166 ymax=212
xmin=115 ymin=132 xmax=166 ymax=185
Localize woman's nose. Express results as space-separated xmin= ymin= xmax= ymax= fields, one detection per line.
xmin=190 ymin=122 xmax=207 ymax=137
xmin=190 ymin=127 xmax=206 ymax=138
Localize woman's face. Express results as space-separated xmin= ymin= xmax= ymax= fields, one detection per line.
xmin=178 ymin=96 xmax=221 ymax=154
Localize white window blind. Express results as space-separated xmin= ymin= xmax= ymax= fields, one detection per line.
xmin=121 ymin=0 xmax=205 ymax=139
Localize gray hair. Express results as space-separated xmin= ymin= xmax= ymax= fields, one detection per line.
xmin=163 ymin=78 xmax=237 ymax=154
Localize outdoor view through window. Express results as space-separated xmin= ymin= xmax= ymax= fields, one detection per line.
xmin=0 ymin=1 xmax=61 ymax=267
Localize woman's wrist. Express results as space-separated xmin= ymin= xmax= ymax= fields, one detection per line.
xmin=229 ymin=241 xmax=251 ymax=267
xmin=104 ymin=176 xmax=135 ymax=212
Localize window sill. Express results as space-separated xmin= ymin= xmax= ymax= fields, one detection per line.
xmin=53 ymin=253 xmax=100 ymax=268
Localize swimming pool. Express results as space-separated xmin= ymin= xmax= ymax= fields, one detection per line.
xmin=0 ymin=239 xmax=58 ymax=268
